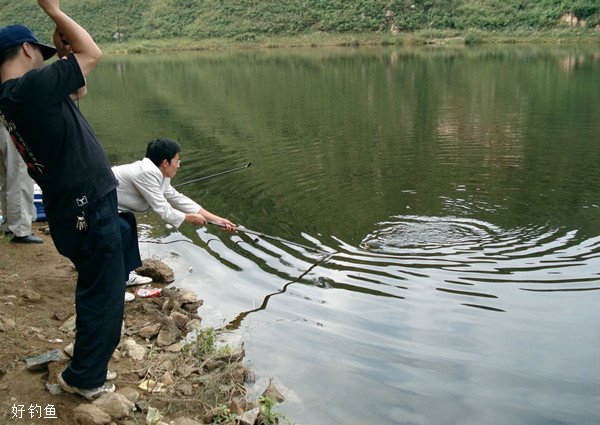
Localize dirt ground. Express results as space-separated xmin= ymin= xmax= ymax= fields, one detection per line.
xmin=0 ymin=223 xmax=79 ymax=424
xmin=0 ymin=223 xmax=257 ymax=425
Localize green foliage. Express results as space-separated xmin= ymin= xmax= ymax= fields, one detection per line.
xmin=212 ymin=404 xmax=237 ymax=424
xmin=464 ymin=30 xmax=483 ymax=45
xmin=217 ymin=344 xmax=234 ymax=356
xmin=193 ymin=327 xmax=216 ymax=359
xmin=0 ymin=0 xmax=598 ymax=42
xmin=569 ymin=0 xmax=599 ymax=18
xmin=259 ymin=396 xmax=285 ymax=425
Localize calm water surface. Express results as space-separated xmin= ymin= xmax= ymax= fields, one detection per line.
xmin=83 ymin=45 xmax=599 ymax=425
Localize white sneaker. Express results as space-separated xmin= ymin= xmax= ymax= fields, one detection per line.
xmin=126 ymin=272 xmax=152 ymax=287
xmin=57 ymin=372 xmax=115 ymax=401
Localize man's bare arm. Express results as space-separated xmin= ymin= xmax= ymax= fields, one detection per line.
xmin=38 ymin=0 xmax=102 ymax=77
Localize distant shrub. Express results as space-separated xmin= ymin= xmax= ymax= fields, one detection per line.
xmin=464 ymin=31 xmax=483 ymax=45
xmin=570 ymin=0 xmax=599 ymax=19
xmin=234 ymin=32 xmax=258 ymax=41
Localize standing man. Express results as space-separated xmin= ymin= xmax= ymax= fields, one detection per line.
xmin=112 ymin=137 xmax=236 ymax=233
xmin=0 ymin=125 xmax=43 ymax=243
xmin=0 ymin=1 xmax=124 ymax=400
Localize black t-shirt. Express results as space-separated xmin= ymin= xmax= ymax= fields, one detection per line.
xmin=0 ymin=54 xmax=117 ymax=222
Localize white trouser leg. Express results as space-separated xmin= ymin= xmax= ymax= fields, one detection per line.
xmin=0 ymin=131 xmax=6 ymax=230
xmin=0 ymin=128 xmax=35 ymax=237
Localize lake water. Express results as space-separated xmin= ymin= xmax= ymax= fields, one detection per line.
xmin=84 ymin=45 xmax=599 ymax=425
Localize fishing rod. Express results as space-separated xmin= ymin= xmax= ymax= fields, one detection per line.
xmin=139 ymin=217 xmax=330 ymax=254
xmin=141 ymin=220 xmax=337 ymax=332
xmin=173 ymin=161 xmax=252 ymax=188
xmin=207 ymin=220 xmax=330 ymax=255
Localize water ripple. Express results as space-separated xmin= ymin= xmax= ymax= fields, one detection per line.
xmin=352 ymin=216 xmax=600 ymax=307
xmin=199 ymin=214 xmax=600 ymax=323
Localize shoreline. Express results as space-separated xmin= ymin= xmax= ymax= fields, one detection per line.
xmin=98 ymin=29 xmax=600 ymax=54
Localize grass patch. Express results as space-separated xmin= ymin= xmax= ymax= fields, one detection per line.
xmin=259 ymin=396 xmax=290 ymax=425
xmin=192 ymin=327 xmax=217 ymax=359
xmin=212 ymin=404 xmax=238 ymax=424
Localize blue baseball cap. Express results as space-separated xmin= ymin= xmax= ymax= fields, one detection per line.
xmin=0 ymin=24 xmax=57 ymax=61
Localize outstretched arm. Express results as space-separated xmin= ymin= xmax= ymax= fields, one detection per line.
xmin=39 ymin=0 xmax=102 ymax=77
xmin=183 ymin=209 xmax=236 ymax=231
xmin=198 ymin=209 xmax=236 ymax=232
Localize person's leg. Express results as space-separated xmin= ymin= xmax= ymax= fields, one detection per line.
xmin=119 ymin=212 xmax=153 ymax=286
xmin=119 ymin=212 xmax=142 ymax=274
xmin=51 ymin=191 xmax=126 ymax=389
xmin=0 ymin=129 xmax=8 ymax=231
xmin=4 ymin=134 xmax=35 ymax=238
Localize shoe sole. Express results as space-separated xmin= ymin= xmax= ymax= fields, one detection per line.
xmin=126 ymin=279 xmax=153 ymax=287
xmin=57 ymin=372 xmax=115 ymax=401
xmin=11 ymin=239 xmax=43 ymax=244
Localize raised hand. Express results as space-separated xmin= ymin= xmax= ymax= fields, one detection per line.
xmin=38 ymin=0 xmax=61 ymax=16
xmin=52 ymin=28 xmax=71 ymax=57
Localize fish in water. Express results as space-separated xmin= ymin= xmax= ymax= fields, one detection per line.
xmin=361 ymin=240 xmax=383 ymax=250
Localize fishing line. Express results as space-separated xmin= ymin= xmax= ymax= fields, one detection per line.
xmin=173 ymin=161 xmax=252 ymax=188
xmin=221 ymin=251 xmax=336 ymax=331
xmin=204 ymin=223 xmax=338 ymax=331
xmin=140 ymin=239 xmax=194 ymax=245
xmin=140 ymin=222 xmax=338 ymax=330
xmin=207 ymin=221 xmax=330 ymax=255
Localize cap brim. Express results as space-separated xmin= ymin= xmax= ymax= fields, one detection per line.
xmin=35 ymin=43 xmax=57 ymax=61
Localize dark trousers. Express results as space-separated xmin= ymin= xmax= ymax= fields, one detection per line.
xmin=49 ymin=190 xmax=125 ymax=389
xmin=119 ymin=212 xmax=142 ymax=274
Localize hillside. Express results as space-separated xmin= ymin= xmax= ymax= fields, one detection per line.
xmin=0 ymin=0 xmax=598 ymax=45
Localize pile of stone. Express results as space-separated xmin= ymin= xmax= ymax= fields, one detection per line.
xmin=28 ymin=260 xmax=287 ymax=424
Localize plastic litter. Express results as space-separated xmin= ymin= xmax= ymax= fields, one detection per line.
xmin=135 ymin=288 xmax=162 ymax=298
xmin=139 ymin=379 xmax=165 ymax=393
xmin=146 ymin=406 xmax=164 ymax=425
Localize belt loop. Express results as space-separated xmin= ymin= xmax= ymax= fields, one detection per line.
xmin=76 ymin=196 xmax=88 ymax=207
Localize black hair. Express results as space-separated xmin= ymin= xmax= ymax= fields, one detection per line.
xmin=0 ymin=45 xmax=21 ymax=69
xmin=145 ymin=137 xmax=181 ymax=167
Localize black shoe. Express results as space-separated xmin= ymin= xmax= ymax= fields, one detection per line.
xmin=11 ymin=234 xmax=43 ymax=244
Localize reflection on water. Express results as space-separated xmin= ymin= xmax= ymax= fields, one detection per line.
xmin=87 ymin=45 xmax=600 ymax=425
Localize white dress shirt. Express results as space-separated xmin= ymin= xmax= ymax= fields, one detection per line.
xmin=112 ymin=157 xmax=201 ymax=228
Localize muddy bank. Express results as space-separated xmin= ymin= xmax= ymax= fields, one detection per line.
xmin=0 ymin=223 xmax=288 ymax=424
